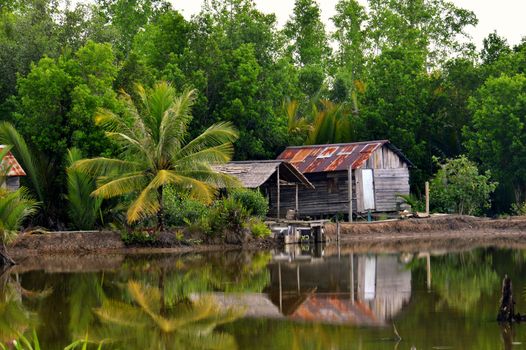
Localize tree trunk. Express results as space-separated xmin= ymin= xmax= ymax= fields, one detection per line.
xmin=157 ymin=186 xmax=164 ymax=232
xmin=0 ymin=242 xmax=15 ymax=267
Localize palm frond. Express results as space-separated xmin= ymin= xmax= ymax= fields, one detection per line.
xmin=92 ymin=173 xmax=147 ymax=199
xmin=178 ymin=122 xmax=238 ymax=159
xmin=66 ymin=148 xmax=103 ymax=230
xmin=73 ymin=158 xmax=141 ymax=177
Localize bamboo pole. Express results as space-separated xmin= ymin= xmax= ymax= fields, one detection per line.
xmin=425 ymin=181 xmax=430 ymax=215
xmin=277 ymin=166 xmax=280 ymax=220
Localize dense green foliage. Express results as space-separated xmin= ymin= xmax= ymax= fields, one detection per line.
xmin=228 ymin=188 xmax=269 ymax=218
xmin=430 ymin=156 xmax=497 ymax=215
xmin=0 ymin=0 xmax=525 ymax=229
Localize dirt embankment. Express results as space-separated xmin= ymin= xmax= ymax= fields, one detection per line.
xmin=8 ymin=230 xmax=277 ymax=257
xmin=324 ymin=215 xmax=526 ymax=248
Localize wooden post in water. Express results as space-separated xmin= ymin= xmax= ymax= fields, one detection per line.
xmin=277 ymin=166 xmax=281 ymax=220
xmin=498 ymin=275 xmax=515 ymax=322
xmin=425 ymin=181 xmax=430 ymax=216
xmin=348 ymin=166 xmax=353 ymax=222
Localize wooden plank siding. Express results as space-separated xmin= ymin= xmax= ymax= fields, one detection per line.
xmin=267 ymin=145 xmax=410 ymax=218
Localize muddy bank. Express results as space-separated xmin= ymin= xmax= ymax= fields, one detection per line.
xmin=324 ymin=215 xmax=526 ymax=237
xmin=8 ymin=230 xmax=277 ymax=258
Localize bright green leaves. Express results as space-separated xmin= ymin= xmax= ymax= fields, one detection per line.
xmin=14 ymin=41 xmax=120 ymax=160
xmin=430 ymin=156 xmax=497 ymax=215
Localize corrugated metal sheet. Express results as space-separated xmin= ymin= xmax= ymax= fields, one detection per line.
xmin=0 ymin=145 xmax=26 ymax=177
xmin=277 ymin=141 xmax=395 ymax=173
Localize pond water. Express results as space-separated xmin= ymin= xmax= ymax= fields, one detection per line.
xmin=2 ymin=243 xmax=526 ymax=349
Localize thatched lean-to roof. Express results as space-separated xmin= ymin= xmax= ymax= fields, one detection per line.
xmin=213 ymin=161 xmax=314 ymax=189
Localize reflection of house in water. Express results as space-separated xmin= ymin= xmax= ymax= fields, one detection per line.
xmin=266 ymin=254 xmax=412 ymax=326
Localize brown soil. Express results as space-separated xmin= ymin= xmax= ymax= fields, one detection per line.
xmin=8 ymin=230 xmax=278 ymax=257
xmin=323 ymin=215 xmax=526 ymax=253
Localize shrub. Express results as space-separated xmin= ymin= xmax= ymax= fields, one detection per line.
xmin=211 ymin=197 xmax=250 ymax=233
xmin=121 ymin=229 xmax=156 ymax=245
xmin=229 ymin=188 xmax=269 ymax=218
xmin=185 ymin=215 xmax=212 ymax=236
xmin=430 ymin=156 xmax=498 ymax=216
xmin=249 ymin=218 xmax=271 ymax=238
xmin=163 ymin=187 xmax=210 ymax=227
xmin=397 ymin=194 xmax=424 ymax=212
xmin=511 ymin=202 xmax=526 ymax=216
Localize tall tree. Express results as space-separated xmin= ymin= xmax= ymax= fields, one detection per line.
xmin=367 ymin=0 xmax=477 ymax=67
xmin=331 ymin=0 xmax=368 ymax=111
xmin=464 ymin=74 xmax=526 ymax=209
xmin=285 ymin=0 xmax=330 ymax=96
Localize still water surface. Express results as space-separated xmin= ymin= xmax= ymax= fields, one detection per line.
xmin=2 ymin=244 xmax=525 ymax=349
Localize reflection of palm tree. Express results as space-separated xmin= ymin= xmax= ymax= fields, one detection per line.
xmin=0 ymin=271 xmax=32 ymax=344
xmin=91 ymin=281 xmax=242 ymax=349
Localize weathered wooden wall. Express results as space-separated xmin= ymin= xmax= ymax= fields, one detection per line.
xmin=267 ymin=145 xmax=410 ymax=218
xmin=5 ymin=176 xmax=19 ymax=191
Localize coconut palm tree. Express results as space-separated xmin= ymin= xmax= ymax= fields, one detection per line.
xmin=74 ymin=82 xmax=239 ymax=230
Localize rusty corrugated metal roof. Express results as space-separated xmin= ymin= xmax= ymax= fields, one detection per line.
xmin=277 ymin=140 xmax=412 ymax=173
xmin=0 ymin=145 xmax=26 ymax=177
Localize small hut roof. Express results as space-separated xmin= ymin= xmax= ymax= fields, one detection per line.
xmin=277 ymin=140 xmax=413 ymax=173
xmin=213 ymin=160 xmax=314 ymax=189
xmin=0 ymin=145 xmax=26 ymax=176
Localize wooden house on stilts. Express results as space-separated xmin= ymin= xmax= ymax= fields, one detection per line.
xmin=276 ymin=140 xmax=413 ymax=220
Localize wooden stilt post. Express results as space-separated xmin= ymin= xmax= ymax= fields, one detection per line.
xmin=425 ymin=181 xmax=430 ymax=216
xmin=348 ymin=166 xmax=353 ymax=222
xmin=295 ymin=184 xmax=299 ymax=219
xmin=277 ymin=166 xmax=281 ymax=220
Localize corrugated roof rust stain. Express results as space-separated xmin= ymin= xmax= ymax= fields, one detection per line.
xmin=278 ymin=141 xmax=393 ymax=173
xmin=338 ymin=145 xmax=356 ymax=155
xmin=326 ymin=154 xmax=348 ymax=171
xmin=319 ymin=146 xmax=339 ymax=158
xmin=291 ymin=148 xmax=313 ymax=163
xmin=351 ymin=152 xmax=371 ymax=169
xmin=278 ymin=149 xmax=296 ymax=160
xmin=304 ymin=158 xmax=325 ymax=173
xmin=360 ymin=143 xmax=378 ymax=153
